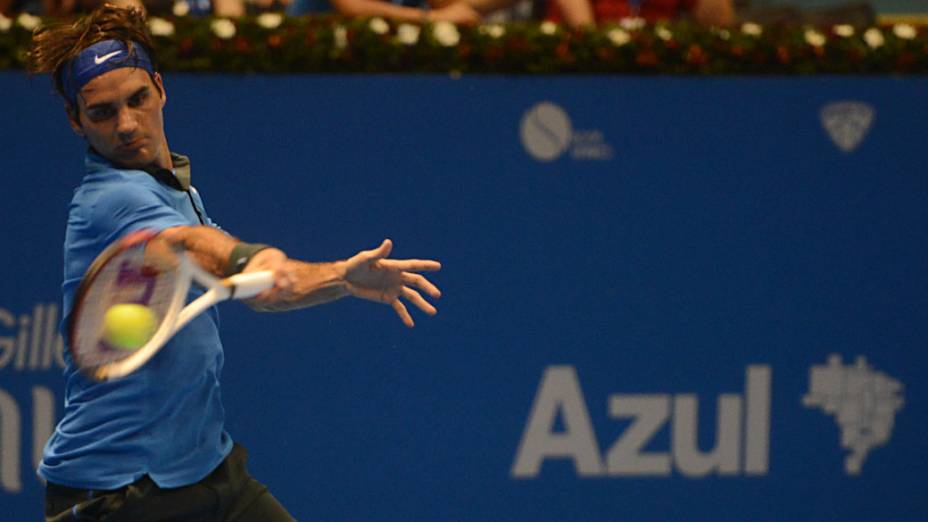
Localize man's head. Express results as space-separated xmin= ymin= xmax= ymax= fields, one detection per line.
xmin=28 ymin=4 xmax=170 ymax=169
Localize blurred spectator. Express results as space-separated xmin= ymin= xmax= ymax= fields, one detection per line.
xmin=737 ymin=1 xmax=876 ymax=27
xmin=546 ymin=0 xmax=736 ymax=26
xmin=287 ymin=0 xmax=482 ymax=24
xmin=0 ymin=0 xmax=144 ymax=17
xmin=442 ymin=0 xmax=594 ymax=27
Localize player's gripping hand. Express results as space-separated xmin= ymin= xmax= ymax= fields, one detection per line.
xmin=242 ymin=247 xmax=296 ymax=304
xmin=341 ymin=239 xmax=441 ymax=327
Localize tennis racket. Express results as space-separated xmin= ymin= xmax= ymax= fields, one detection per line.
xmin=68 ymin=229 xmax=275 ymax=381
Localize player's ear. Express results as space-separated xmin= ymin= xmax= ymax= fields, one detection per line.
xmin=152 ymin=72 xmax=167 ymax=106
xmin=66 ymin=105 xmax=84 ymax=137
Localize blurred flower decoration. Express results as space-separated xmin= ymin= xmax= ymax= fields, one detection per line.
xmin=741 ymin=22 xmax=762 ymax=37
xmin=210 ymin=19 xmax=236 ymax=40
xmin=16 ymin=13 xmax=41 ymax=31
xmin=833 ymin=24 xmax=854 ymax=38
xmin=397 ymin=23 xmax=420 ymax=46
xmin=368 ymin=17 xmax=389 ymax=35
xmin=540 ymin=21 xmax=558 ymax=36
xmin=1 ymin=15 xmax=926 ymax=74
xmin=257 ymin=13 xmax=284 ymax=30
xmin=892 ymin=24 xmax=916 ymax=40
xmin=804 ymin=29 xmax=826 ymax=47
xmin=433 ymin=21 xmax=460 ymax=47
xmin=149 ymin=17 xmax=175 ymax=37
xmin=479 ymin=24 xmax=505 ymax=39
xmin=863 ymin=27 xmax=884 ymax=49
xmin=607 ymin=28 xmax=630 ymax=47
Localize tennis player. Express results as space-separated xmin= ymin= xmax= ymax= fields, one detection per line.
xmin=28 ymin=5 xmax=442 ymax=521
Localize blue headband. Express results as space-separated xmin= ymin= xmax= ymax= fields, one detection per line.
xmin=61 ymin=40 xmax=154 ymax=107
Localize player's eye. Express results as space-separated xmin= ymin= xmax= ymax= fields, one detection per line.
xmin=128 ymin=90 xmax=149 ymax=107
xmin=87 ymin=106 xmax=115 ymax=122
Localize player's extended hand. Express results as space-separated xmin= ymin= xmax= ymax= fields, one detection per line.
xmin=341 ymin=239 xmax=441 ymax=327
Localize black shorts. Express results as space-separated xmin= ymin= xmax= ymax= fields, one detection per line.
xmin=44 ymin=443 xmax=295 ymax=522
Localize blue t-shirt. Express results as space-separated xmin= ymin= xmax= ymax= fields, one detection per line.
xmin=38 ymin=151 xmax=233 ymax=490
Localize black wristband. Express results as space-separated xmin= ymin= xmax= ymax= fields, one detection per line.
xmin=225 ymin=242 xmax=271 ymax=277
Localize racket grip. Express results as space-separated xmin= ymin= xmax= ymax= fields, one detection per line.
xmin=224 ymin=270 xmax=276 ymax=299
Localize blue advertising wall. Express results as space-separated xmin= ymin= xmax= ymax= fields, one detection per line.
xmin=1 ymin=73 xmax=926 ymax=521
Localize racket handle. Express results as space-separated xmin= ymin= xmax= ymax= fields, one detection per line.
xmin=224 ymin=270 xmax=276 ymax=299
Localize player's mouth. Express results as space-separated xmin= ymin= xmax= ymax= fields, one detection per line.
xmin=118 ymin=138 xmax=145 ymax=152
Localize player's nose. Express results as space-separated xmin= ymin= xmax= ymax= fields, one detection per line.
xmin=115 ymin=107 xmax=138 ymax=136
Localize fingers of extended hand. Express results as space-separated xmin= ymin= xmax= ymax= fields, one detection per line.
xmin=402 ymin=287 xmax=437 ymax=316
xmin=401 ymin=272 xmax=441 ymax=299
xmin=359 ymin=239 xmax=393 ymax=263
xmin=379 ymin=259 xmax=441 ymax=272
xmin=391 ymin=299 xmax=414 ymax=328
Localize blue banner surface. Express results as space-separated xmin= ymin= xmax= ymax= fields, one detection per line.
xmin=1 ymin=73 xmax=926 ymax=521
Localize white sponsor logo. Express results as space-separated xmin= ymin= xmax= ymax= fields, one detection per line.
xmin=820 ymin=101 xmax=875 ymax=152
xmin=520 ymin=102 xmax=613 ymax=162
xmin=93 ymin=50 xmax=123 ymax=65
xmin=0 ymin=304 xmax=66 ymax=372
xmin=0 ymin=303 xmax=64 ymax=494
xmin=0 ymin=387 xmax=56 ymax=493
xmin=511 ymin=365 xmax=771 ymax=477
xmin=802 ymin=354 xmax=904 ymax=475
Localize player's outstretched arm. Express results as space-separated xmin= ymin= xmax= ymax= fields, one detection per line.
xmin=156 ymin=227 xmax=441 ymax=326
xmin=247 ymin=239 xmax=442 ymax=327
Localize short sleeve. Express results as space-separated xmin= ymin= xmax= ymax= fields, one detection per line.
xmin=89 ymin=180 xmax=190 ymax=245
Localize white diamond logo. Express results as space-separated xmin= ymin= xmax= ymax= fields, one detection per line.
xmin=820 ymin=101 xmax=875 ymax=153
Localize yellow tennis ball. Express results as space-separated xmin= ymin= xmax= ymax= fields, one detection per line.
xmin=102 ymin=304 xmax=157 ymax=350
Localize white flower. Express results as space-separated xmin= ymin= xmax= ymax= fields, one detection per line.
xmin=210 ymin=18 xmax=236 ymax=40
xmin=478 ymin=23 xmax=505 ymax=39
xmin=16 ymin=12 xmax=41 ymax=31
xmin=893 ymin=23 xmax=916 ymax=40
xmin=863 ymin=27 xmax=884 ymax=49
xmin=257 ymin=13 xmax=284 ymax=30
xmin=714 ymin=28 xmax=731 ymax=40
xmin=619 ymin=17 xmax=645 ymax=31
xmin=368 ymin=17 xmax=389 ymax=35
xmin=0 ymin=13 xmax=12 ymax=32
xmin=148 ymin=17 xmax=175 ymax=37
xmin=396 ymin=24 xmax=420 ymax=46
xmin=173 ymin=1 xmax=190 ymax=17
xmin=433 ymin=21 xmax=460 ymax=47
xmin=540 ymin=21 xmax=558 ymax=36
xmin=334 ymin=25 xmax=348 ymax=49
xmin=741 ymin=22 xmax=763 ymax=37
xmin=606 ymin=28 xmax=630 ymax=47
xmin=833 ymin=24 xmax=854 ymax=38
xmin=655 ymin=26 xmax=673 ymax=42
xmin=804 ymin=29 xmax=826 ymax=47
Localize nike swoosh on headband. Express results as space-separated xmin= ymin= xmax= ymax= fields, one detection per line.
xmin=94 ymin=50 xmax=123 ymax=65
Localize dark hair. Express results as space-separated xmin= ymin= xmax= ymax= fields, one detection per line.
xmin=27 ymin=4 xmax=159 ymax=111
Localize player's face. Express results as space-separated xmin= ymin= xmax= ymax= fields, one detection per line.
xmin=70 ymin=68 xmax=169 ymax=170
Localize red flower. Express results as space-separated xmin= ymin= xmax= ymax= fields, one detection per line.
xmin=178 ymin=37 xmax=195 ymax=57
xmin=636 ymin=50 xmax=659 ymax=67
xmin=233 ymin=36 xmax=250 ymax=54
xmin=485 ymin=45 xmax=504 ymax=62
xmin=555 ymin=41 xmax=574 ymax=63
xmin=896 ymin=52 xmax=917 ymax=70
xmin=457 ymin=43 xmax=472 ymax=59
xmin=507 ymin=37 xmax=531 ymax=55
xmin=685 ymin=44 xmax=708 ymax=66
xmin=776 ymin=45 xmax=790 ymax=64
xmin=267 ymin=34 xmax=284 ymax=49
